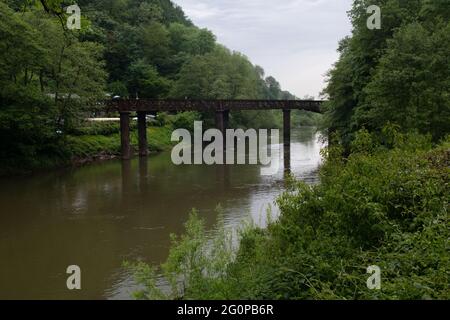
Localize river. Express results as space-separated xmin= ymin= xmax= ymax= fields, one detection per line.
xmin=0 ymin=127 xmax=324 ymax=300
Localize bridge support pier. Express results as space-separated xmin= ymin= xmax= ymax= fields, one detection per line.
xmin=223 ymin=110 xmax=229 ymax=131
xmin=216 ymin=110 xmax=229 ymax=150
xmin=138 ymin=112 xmax=148 ymax=157
xmin=283 ymin=109 xmax=291 ymax=171
xmin=215 ymin=110 xmax=229 ymax=132
xmin=120 ymin=112 xmax=131 ymax=160
xmin=215 ymin=110 xmax=225 ymax=133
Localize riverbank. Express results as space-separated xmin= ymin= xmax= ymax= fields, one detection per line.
xmin=67 ymin=125 xmax=174 ymax=164
xmin=0 ymin=124 xmax=174 ymax=177
xmin=0 ymin=111 xmax=212 ymax=177
xmin=130 ymin=129 xmax=450 ymax=300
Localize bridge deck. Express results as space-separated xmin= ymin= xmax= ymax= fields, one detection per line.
xmin=110 ymin=99 xmax=324 ymax=113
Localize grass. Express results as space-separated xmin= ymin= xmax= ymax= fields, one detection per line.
xmin=67 ymin=124 xmax=174 ymax=160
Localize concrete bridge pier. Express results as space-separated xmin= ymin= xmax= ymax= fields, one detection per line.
xmin=215 ymin=110 xmax=229 ymax=150
xmin=119 ymin=112 xmax=149 ymax=160
xmin=283 ymin=109 xmax=291 ymax=171
xmin=223 ymin=110 xmax=230 ymax=131
xmin=137 ymin=112 xmax=148 ymax=157
xmin=215 ymin=110 xmax=229 ymax=133
xmin=120 ymin=112 xmax=131 ymax=160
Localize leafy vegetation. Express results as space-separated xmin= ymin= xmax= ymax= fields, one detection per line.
xmin=323 ymin=0 xmax=450 ymax=148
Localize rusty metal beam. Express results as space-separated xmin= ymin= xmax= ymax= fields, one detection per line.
xmin=215 ymin=110 xmax=225 ymax=134
xmin=108 ymin=99 xmax=324 ymax=114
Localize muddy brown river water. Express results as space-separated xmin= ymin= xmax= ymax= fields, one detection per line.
xmin=0 ymin=127 xmax=324 ymax=299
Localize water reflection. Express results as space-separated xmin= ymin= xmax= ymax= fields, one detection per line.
xmin=0 ymin=127 xmax=324 ymax=300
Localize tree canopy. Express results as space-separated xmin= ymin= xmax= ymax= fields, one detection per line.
xmin=323 ymin=0 xmax=450 ymax=145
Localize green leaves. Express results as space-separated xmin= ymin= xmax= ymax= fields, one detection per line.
xmin=126 ymin=59 xmax=172 ymax=98
xmin=39 ymin=0 xmax=64 ymax=14
xmin=0 ymin=1 xmax=106 ymax=172
xmin=324 ymin=0 xmax=450 ymax=147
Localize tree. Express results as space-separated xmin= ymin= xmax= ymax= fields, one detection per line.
xmin=0 ymin=3 xmax=106 ymax=170
xmin=324 ymin=0 xmax=450 ymax=145
xmin=265 ymin=76 xmax=282 ymax=100
xmin=139 ymin=21 xmax=170 ymax=67
xmin=126 ymin=59 xmax=171 ymax=98
xmin=356 ymin=22 xmax=450 ymax=140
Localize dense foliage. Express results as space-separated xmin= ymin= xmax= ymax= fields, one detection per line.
xmin=0 ymin=1 xmax=106 ymax=173
xmin=323 ymin=0 xmax=450 ymax=147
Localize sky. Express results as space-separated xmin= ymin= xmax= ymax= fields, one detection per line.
xmin=173 ymin=0 xmax=354 ymax=98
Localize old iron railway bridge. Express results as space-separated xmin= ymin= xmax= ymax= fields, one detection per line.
xmin=108 ymin=99 xmax=324 ymax=167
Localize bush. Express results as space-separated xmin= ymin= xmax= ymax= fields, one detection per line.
xmin=69 ymin=121 xmax=137 ymax=136
xmin=168 ymin=112 xmax=202 ymax=132
xmin=127 ymin=209 xmax=236 ymax=300
xmin=0 ymin=87 xmax=71 ymax=175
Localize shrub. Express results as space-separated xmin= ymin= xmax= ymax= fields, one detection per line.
xmin=69 ymin=121 xmax=136 ymax=136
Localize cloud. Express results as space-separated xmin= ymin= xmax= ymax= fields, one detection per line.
xmin=174 ymin=0 xmax=353 ymax=97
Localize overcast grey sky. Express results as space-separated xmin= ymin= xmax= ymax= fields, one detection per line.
xmin=173 ymin=0 xmax=353 ymax=98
